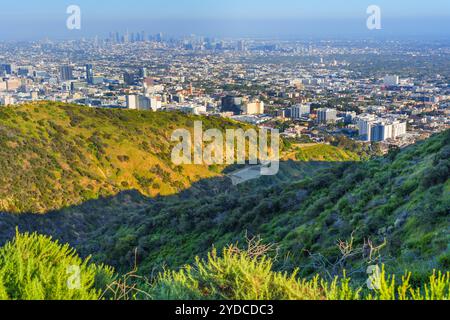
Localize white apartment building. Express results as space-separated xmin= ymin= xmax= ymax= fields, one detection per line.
xmin=291 ymin=104 xmax=311 ymax=119
xmin=317 ymin=108 xmax=337 ymax=124
xmin=148 ymin=97 xmax=162 ymax=111
xmin=126 ymin=95 xmax=139 ymax=109
xmin=357 ymin=114 xmax=377 ymax=140
xmin=127 ymin=94 xmax=162 ymax=111
xmin=242 ymin=100 xmax=265 ymax=115
xmin=384 ymin=75 xmax=400 ymax=86
xmin=0 ymin=95 xmax=15 ymax=105
xmin=357 ymin=114 xmax=407 ymax=142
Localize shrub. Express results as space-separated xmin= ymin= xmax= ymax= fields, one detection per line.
xmin=0 ymin=231 xmax=114 ymax=300
xmin=145 ymin=247 xmax=449 ymax=301
xmin=148 ymin=246 xmax=328 ymax=300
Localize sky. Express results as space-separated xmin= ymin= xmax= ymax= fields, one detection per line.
xmin=0 ymin=0 xmax=449 ymax=40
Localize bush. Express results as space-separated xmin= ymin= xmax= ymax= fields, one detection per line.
xmin=148 ymin=246 xmax=328 ymax=300
xmin=0 ymin=231 xmax=114 ymax=300
xmin=145 ymin=246 xmax=449 ymax=301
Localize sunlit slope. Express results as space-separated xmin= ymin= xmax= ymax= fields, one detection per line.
xmin=0 ymin=103 xmax=232 ymax=213
xmin=0 ymin=102 xmax=360 ymax=214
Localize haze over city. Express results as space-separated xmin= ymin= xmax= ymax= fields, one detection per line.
xmin=0 ymin=0 xmax=449 ymax=40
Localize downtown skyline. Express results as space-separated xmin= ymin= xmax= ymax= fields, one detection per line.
xmin=0 ymin=0 xmax=449 ymax=40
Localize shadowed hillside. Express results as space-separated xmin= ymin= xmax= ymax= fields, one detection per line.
xmin=0 ymin=103 xmax=247 ymax=213
xmin=0 ymin=130 xmax=448 ymax=284
xmin=0 ymin=102 xmax=359 ymax=214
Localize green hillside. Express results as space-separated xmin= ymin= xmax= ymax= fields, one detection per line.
xmin=49 ymin=128 xmax=445 ymax=280
xmin=0 ymin=102 xmax=358 ymax=214
xmin=0 ymin=103 xmax=448 ymax=299
xmin=0 ymin=102 xmax=249 ymax=213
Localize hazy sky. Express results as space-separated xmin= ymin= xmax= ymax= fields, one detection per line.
xmin=0 ymin=0 xmax=449 ymax=40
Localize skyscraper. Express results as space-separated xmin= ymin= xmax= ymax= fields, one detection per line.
xmin=139 ymin=67 xmax=148 ymax=78
xmin=237 ymin=40 xmax=247 ymax=52
xmin=59 ymin=65 xmax=73 ymax=81
xmin=123 ymin=72 xmax=136 ymax=86
xmin=86 ymin=64 xmax=94 ymax=84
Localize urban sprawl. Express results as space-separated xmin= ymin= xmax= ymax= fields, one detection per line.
xmin=0 ymin=33 xmax=449 ymax=152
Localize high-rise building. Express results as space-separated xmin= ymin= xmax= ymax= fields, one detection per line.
xmin=71 ymin=81 xmax=86 ymax=92
xmin=384 ymin=75 xmax=400 ymax=86
xmin=341 ymin=111 xmax=357 ymax=124
xmin=126 ymin=95 xmax=139 ymax=109
xmin=357 ymin=115 xmax=407 ymax=142
xmin=86 ymin=64 xmax=94 ymax=84
xmin=291 ymin=104 xmax=311 ymax=119
xmin=242 ymin=100 xmax=264 ymax=115
xmin=148 ymin=97 xmax=162 ymax=111
xmin=357 ymin=115 xmax=376 ymax=141
xmin=317 ymin=108 xmax=337 ymax=124
xmin=221 ymin=95 xmax=244 ymax=115
xmin=237 ymin=40 xmax=247 ymax=52
xmin=123 ymin=72 xmax=136 ymax=86
xmin=126 ymin=95 xmax=161 ymax=111
xmin=371 ymin=121 xmax=407 ymax=142
xmin=139 ymin=67 xmax=148 ymax=78
xmin=0 ymin=95 xmax=15 ymax=105
xmin=60 ymin=65 xmax=73 ymax=81
xmin=0 ymin=64 xmax=12 ymax=75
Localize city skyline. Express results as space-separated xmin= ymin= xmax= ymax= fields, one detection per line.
xmin=0 ymin=1 xmax=448 ymax=305
xmin=0 ymin=0 xmax=449 ymax=40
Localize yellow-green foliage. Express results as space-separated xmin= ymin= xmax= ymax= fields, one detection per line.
xmin=293 ymin=144 xmax=360 ymax=162
xmin=149 ymin=247 xmax=326 ymax=300
xmin=0 ymin=102 xmax=354 ymax=214
xmin=0 ymin=102 xmax=249 ymax=213
xmin=148 ymin=247 xmax=450 ymax=301
xmin=0 ymin=235 xmax=448 ymax=301
xmin=365 ymin=266 xmax=450 ymax=300
xmin=0 ymin=231 xmax=114 ymax=300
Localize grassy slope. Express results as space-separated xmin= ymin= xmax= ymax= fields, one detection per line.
xmin=288 ymin=143 xmax=361 ymax=162
xmin=0 ymin=102 xmax=358 ymax=214
xmin=0 ymin=103 xmax=447 ymax=286
xmin=74 ymin=129 xmax=447 ymax=279
xmin=0 ymin=102 xmax=250 ymax=213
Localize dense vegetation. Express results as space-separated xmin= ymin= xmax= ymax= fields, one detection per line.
xmin=0 ymin=103 xmax=448 ymax=300
xmin=3 ymin=128 xmax=442 ymax=282
xmin=147 ymin=245 xmax=449 ymax=300
xmin=0 ymin=103 xmax=357 ymax=214
xmin=0 ymin=233 xmax=448 ymax=300
xmin=0 ymin=231 xmax=112 ymax=300
xmin=0 ymin=102 xmax=253 ymax=213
